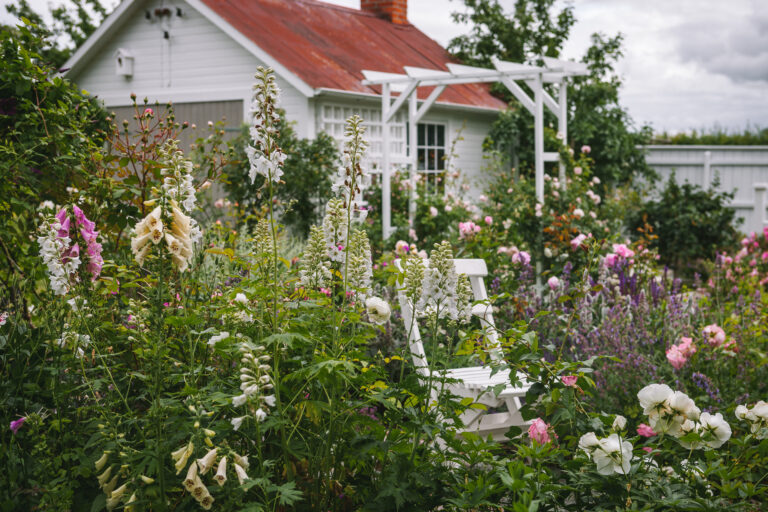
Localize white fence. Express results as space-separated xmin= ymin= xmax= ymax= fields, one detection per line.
xmin=644 ymin=145 xmax=768 ymax=234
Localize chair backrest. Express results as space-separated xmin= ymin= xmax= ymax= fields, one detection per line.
xmin=395 ymin=258 xmax=502 ymax=376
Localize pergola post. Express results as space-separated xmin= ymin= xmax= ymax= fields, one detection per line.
xmin=408 ymin=93 xmax=418 ymax=228
xmin=362 ymin=58 xmax=586 ymax=239
xmin=558 ymin=79 xmax=567 ymax=188
xmin=533 ymin=73 xmax=544 ymax=204
xmin=381 ymin=83 xmax=392 ymax=239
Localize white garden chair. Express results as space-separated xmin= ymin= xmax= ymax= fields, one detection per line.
xmin=395 ymin=258 xmax=530 ymax=441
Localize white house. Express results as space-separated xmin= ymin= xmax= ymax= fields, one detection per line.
xmin=64 ymin=0 xmax=506 ymax=199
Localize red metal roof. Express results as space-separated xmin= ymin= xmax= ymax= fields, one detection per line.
xmin=199 ymin=0 xmax=507 ymax=111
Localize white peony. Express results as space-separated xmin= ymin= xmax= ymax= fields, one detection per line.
xmin=365 ymin=297 xmax=391 ymax=325
xmin=637 ymin=383 xmax=673 ymax=417
xmin=593 ymin=434 xmax=633 ymax=475
xmin=578 ymin=432 xmax=600 ymax=457
xmin=699 ymin=412 xmax=731 ymax=448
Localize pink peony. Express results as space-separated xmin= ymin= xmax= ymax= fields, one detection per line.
xmin=528 ymin=418 xmax=551 ymax=445
xmin=666 ymin=345 xmax=688 ymax=369
xmin=637 ymin=423 xmax=656 ymax=437
xmin=561 ymin=375 xmax=578 ymax=387
xmin=677 ymin=336 xmax=696 ymax=358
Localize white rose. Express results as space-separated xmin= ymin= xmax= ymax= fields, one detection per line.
xmin=234 ymin=293 xmax=248 ymax=304
xmin=612 ymin=415 xmax=627 ymax=431
xmin=734 ymin=404 xmax=749 ymax=420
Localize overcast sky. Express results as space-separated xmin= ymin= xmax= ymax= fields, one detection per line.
xmin=3 ymin=0 xmax=767 ymax=134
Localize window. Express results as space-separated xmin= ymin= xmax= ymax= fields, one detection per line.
xmin=416 ymin=123 xmax=446 ymax=192
xmin=319 ymin=104 xmax=406 ymax=169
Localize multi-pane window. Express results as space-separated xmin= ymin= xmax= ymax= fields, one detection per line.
xmin=319 ymin=104 xmax=406 ymax=168
xmin=416 ymin=123 xmax=446 ymax=191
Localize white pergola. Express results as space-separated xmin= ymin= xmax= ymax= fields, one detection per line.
xmin=362 ymin=57 xmax=588 ymax=238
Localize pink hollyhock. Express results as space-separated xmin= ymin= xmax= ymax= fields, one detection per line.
xmin=561 ymin=375 xmax=578 ymax=387
xmin=666 ymin=345 xmax=687 ymax=369
xmin=637 ymin=423 xmax=656 ymax=437
xmin=528 ymin=418 xmax=551 ymax=445
xmin=570 ymin=233 xmax=587 ymax=250
xmin=703 ymin=324 xmax=726 ymax=346
xmin=10 ymin=416 xmax=26 ymax=434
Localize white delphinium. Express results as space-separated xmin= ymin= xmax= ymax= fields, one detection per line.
xmin=322 ymin=198 xmax=348 ymax=263
xmin=346 ymin=229 xmax=372 ymax=298
xmin=365 ymin=297 xmax=391 ymax=325
xmin=333 ymin=115 xmax=369 ymax=210
xmin=232 ymin=343 xmax=275 ymax=424
xmin=246 ymin=67 xmax=285 ymax=184
xmin=735 ymin=401 xmax=768 ymax=438
xmin=454 ymin=273 xmax=473 ymax=324
xmin=299 ymin=225 xmax=332 ymax=289
xmin=416 ymin=241 xmax=459 ymax=320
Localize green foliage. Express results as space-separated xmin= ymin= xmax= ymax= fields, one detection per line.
xmin=629 ymin=175 xmax=740 ymax=275
xmin=4 ymin=0 xmax=108 ymax=69
xmin=0 ymin=21 xmax=108 ymax=315
xmin=221 ymin=117 xmax=339 ymax=237
xmin=653 ymin=126 xmax=768 ymax=145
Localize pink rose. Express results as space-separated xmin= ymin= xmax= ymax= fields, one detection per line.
xmin=570 ymin=234 xmax=587 ymax=250
xmin=528 ymin=418 xmax=551 ymax=445
xmin=561 ymin=375 xmax=578 ymax=387
xmin=484 ymin=216 xmax=493 ymax=225
xmin=573 ymin=166 xmax=582 ymax=176
xmin=637 ymin=423 xmax=656 ymax=437
xmin=547 ymin=276 xmax=560 ymax=291
xmin=604 ymin=253 xmax=617 ymax=267
xmin=581 ymin=145 xmax=591 ymax=154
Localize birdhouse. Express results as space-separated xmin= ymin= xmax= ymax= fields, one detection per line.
xmin=115 ymin=48 xmax=134 ymax=77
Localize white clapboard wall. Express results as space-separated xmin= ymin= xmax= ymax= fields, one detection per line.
xmin=644 ymin=145 xmax=768 ymax=234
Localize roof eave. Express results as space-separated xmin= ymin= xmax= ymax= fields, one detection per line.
xmin=314 ymin=87 xmax=504 ymax=115
xmin=61 ymin=0 xmax=142 ymax=79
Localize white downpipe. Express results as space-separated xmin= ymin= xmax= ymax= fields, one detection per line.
xmin=381 ymin=83 xmax=392 ymax=239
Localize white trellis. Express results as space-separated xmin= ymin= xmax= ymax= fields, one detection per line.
xmin=362 ymin=57 xmax=587 ymax=238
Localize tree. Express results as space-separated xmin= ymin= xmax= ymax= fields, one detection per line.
xmin=4 ymin=0 xmax=108 ymax=69
xmin=449 ymin=0 xmax=653 ymax=188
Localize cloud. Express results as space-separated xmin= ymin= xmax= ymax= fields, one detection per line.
xmin=674 ymin=0 xmax=768 ymax=83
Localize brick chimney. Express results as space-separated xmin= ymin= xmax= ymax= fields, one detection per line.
xmin=361 ymin=0 xmax=408 ymax=24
